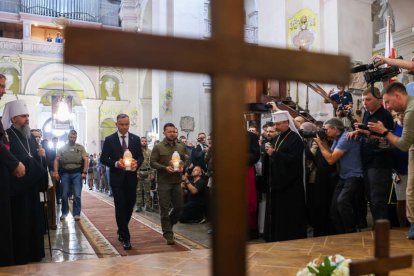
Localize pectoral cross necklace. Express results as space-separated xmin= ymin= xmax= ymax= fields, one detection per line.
xmin=9 ymin=127 xmax=33 ymax=158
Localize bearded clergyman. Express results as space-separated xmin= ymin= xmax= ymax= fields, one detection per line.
xmin=1 ymin=99 xmax=47 ymax=265
xmin=263 ymin=110 xmax=307 ymax=242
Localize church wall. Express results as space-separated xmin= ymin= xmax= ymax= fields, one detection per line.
xmin=390 ymin=0 xmax=414 ymax=32
xmin=257 ymin=0 xmax=286 ymax=48
xmin=337 ymin=0 xmax=374 ymax=63
xmin=173 ymin=0 xmax=203 ymax=39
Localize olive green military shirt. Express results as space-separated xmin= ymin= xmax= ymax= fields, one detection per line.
xmin=57 ymin=143 xmax=88 ymax=170
xmin=150 ymin=138 xmax=188 ymax=184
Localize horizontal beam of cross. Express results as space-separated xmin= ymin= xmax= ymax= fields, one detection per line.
xmin=350 ymin=254 xmax=412 ymax=275
xmin=64 ymin=27 xmax=350 ymax=85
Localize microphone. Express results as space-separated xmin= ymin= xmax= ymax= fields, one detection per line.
xmin=351 ymin=63 xmax=374 ymax=73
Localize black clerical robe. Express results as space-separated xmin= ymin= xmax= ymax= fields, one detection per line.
xmin=0 ymin=122 xmax=19 ymax=266
xmin=263 ymin=129 xmax=307 ymax=242
xmin=6 ymin=126 xmax=46 ymax=265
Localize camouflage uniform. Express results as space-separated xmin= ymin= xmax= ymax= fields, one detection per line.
xmin=136 ymin=148 xmax=155 ymax=210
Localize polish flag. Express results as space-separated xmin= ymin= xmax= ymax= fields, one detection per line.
xmin=385 ymin=16 xmax=395 ymax=60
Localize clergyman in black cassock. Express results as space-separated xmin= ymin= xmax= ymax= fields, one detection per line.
xmin=263 ymin=111 xmax=307 ymax=242
xmin=2 ymin=99 xmax=47 ymax=265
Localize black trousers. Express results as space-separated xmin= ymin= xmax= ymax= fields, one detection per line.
xmin=330 ymin=177 xmax=363 ymax=234
xmin=364 ymin=167 xmax=392 ymax=221
xmin=111 ymin=179 xmax=137 ymax=241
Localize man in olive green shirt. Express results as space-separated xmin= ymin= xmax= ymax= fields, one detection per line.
xmin=150 ymin=123 xmax=188 ymax=245
xmin=368 ymin=82 xmax=414 ymax=238
xmin=53 ymin=130 xmax=88 ymax=221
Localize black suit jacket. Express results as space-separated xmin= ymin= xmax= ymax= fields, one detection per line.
xmin=100 ymin=132 xmax=143 ymax=188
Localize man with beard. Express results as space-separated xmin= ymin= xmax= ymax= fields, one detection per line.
xmin=151 ymin=123 xmax=188 ymax=245
xmin=100 ymin=114 xmax=143 ymax=250
xmin=53 ymin=130 xmax=88 ymax=222
xmin=263 ymin=111 xmax=307 ymax=242
xmin=0 ymin=75 xmax=26 ymax=266
xmin=1 ymin=99 xmax=47 ymax=265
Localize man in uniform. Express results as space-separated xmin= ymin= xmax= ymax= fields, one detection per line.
xmin=136 ymin=136 xmax=156 ymax=212
xmin=53 ymin=130 xmax=88 ymax=221
xmin=151 ymin=123 xmax=188 ymax=245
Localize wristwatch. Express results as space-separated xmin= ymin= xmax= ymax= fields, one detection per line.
xmin=382 ymin=129 xmax=390 ymax=137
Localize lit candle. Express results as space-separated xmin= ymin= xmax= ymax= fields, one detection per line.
xmin=123 ymin=149 xmax=133 ymax=171
xmin=171 ymin=151 xmax=181 ymax=172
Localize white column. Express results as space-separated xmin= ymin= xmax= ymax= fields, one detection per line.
xmin=82 ymin=99 xmax=102 ymax=154
xmin=119 ymin=0 xmax=139 ymax=32
xmin=139 ymin=98 xmax=152 ymax=136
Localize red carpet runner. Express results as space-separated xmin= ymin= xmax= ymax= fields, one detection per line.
xmin=81 ymin=191 xmax=188 ymax=256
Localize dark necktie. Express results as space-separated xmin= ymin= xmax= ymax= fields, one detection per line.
xmin=121 ymin=135 xmax=127 ymax=151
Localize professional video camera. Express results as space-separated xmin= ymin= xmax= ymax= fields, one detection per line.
xmin=351 ymin=56 xmax=402 ymax=87
xmin=299 ymin=128 xmax=327 ymax=139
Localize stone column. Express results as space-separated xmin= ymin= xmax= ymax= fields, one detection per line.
xmin=139 ymin=98 xmax=152 ymax=136
xmin=82 ymin=99 xmax=102 ymax=154
xmin=119 ymin=0 xmax=139 ymax=32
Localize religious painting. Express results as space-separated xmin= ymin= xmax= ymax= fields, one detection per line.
xmin=52 ymin=95 xmax=73 ymax=129
xmin=287 ymin=9 xmax=319 ymax=51
xmin=180 ymin=116 xmax=195 ymax=137
xmin=0 ymin=67 xmax=20 ymax=95
xmin=100 ymin=75 xmax=120 ymax=101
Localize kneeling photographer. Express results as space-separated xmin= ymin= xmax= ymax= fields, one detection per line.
xmin=314 ymin=118 xmax=363 ymax=234
xmin=179 ymin=165 xmax=208 ymax=223
xmin=348 ymin=87 xmax=394 ymax=224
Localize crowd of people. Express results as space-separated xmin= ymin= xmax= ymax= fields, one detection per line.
xmin=1 ymin=55 xmax=414 ymax=266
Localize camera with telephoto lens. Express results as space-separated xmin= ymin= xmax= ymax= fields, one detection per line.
xmin=351 ymin=56 xmax=402 ymax=85
xmin=299 ymin=128 xmax=327 ymax=139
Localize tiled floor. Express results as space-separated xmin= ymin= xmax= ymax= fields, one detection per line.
xmin=3 ymin=229 xmax=414 ymax=275
xmin=41 ymin=202 xmax=99 ymax=263
xmin=4 ymin=187 xmax=413 ymax=275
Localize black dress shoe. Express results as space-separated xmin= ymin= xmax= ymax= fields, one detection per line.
xmin=118 ymin=234 xmax=124 ymax=242
xmin=123 ymin=240 xmax=132 ymax=250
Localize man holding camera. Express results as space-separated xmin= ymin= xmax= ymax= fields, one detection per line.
xmin=314 ymin=118 xmax=363 ymax=234
xmin=349 ymin=87 xmax=394 ymax=223
xmin=368 ymin=82 xmax=414 ymax=238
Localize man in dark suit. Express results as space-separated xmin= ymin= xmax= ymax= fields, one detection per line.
xmin=100 ymin=114 xmax=143 ymax=250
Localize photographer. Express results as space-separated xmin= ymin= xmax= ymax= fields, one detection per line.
xmin=179 ymin=166 xmax=207 ymax=223
xmin=368 ymin=82 xmax=414 ymax=238
xmin=314 ymin=118 xmax=363 ymax=234
xmin=349 ymin=87 xmax=394 ymax=224
xmin=325 ymin=85 xmax=354 ymax=111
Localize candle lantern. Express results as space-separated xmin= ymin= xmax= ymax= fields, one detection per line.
xmin=123 ymin=149 xmax=133 ymax=171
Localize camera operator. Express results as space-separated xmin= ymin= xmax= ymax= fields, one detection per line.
xmin=368 ymin=82 xmax=414 ymax=238
xmin=314 ymin=118 xmax=363 ymax=234
xmin=179 ymin=166 xmax=207 ymax=223
xmin=348 ymin=87 xmax=394 ymax=224
xmin=372 ymin=55 xmax=414 ymax=73
xmin=336 ymin=106 xmax=353 ymax=132
xmin=324 ymin=85 xmax=353 ymax=115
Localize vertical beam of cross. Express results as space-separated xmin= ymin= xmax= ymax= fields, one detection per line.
xmin=210 ymin=2 xmax=247 ymax=275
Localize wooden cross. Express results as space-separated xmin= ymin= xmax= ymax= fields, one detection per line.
xmin=64 ymin=1 xmax=349 ymax=275
xmin=350 ymin=220 xmax=412 ymax=276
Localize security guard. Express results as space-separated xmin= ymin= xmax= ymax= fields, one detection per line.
xmin=53 ymin=130 xmax=88 ymax=221
xmin=136 ymin=137 xmax=156 ymax=212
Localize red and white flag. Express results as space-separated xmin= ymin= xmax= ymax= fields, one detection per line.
xmin=385 ymin=16 xmax=396 ymax=60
